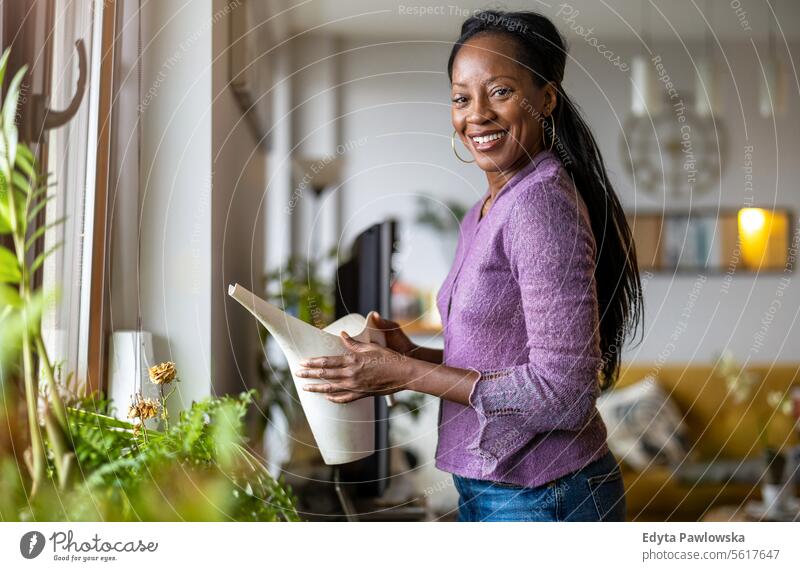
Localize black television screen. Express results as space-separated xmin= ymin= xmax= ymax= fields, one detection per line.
xmin=333 ymin=219 xmax=398 ymax=498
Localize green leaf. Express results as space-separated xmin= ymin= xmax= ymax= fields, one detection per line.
xmin=68 ymin=408 xmax=136 ymax=431
xmin=25 ymin=215 xmax=66 ymax=251
xmin=0 ymin=124 xmax=17 ymax=179
xmin=0 ymin=289 xmax=43 ymax=375
xmin=2 ymin=66 xmax=27 ymax=135
xmin=0 ymin=188 xmax=10 ymax=233
xmin=14 ymin=147 xmax=35 ymax=179
xmin=0 ymin=138 xmax=7 ymax=178
xmin=16 ymin=143 xmax=34 ymax=164
xmin=28 ymin=193 xmax=55 ymax=223
xmin=0 ymin=49 xmax=10 ymax=92
xmin=29 ymin=180 xmax=55 ymax=202
xmin=0 ymin=245 xmax=20 ymax=283
xmin=0 ymin=284 xmax=21 ymax=308
xmin=30 ymin=240 xmax=62 ymax=274
xmin=11 ymin=170 xmax=32 ymax=195
xmin=0 ymin=186 xmax=26 ymax=235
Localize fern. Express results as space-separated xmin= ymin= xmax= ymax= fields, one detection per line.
xmin=60 ymin=390 xmax=300 ymax=521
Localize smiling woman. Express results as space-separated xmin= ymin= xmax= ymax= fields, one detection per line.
xmin=449 ymin=32 xmax=554 ymax=178
xmin=297 ymin=9 xmax=643 ymax=522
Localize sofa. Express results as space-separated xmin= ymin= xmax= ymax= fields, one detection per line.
xmin=610 ymin=363 xmax=799 ymax=521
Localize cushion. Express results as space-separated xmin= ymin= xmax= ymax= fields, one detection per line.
xmin=597 ymin=376 xmax=691 ymax=471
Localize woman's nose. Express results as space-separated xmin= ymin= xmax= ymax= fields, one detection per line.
xmin=466 ymin=95 xmax=496 ymax=124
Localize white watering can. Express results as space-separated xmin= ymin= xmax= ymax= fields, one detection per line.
xmin=228 ymin=283 xmax=387 ymax=465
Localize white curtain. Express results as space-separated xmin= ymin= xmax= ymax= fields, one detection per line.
xmin=42 ymin=0 xmax=105 ymax=390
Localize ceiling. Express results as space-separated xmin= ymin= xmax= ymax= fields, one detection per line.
xmin=280 ymin=0 xmax=800 ymax=42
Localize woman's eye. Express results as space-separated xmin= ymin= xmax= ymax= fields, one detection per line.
xmin=452 ymin=95 xmax=467 ymax=105
xmin=492 ymin=87 xmax=512 ymax=97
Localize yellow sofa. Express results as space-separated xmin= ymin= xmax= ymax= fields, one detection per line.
xmin=613 ymin=363 xmax=799 ymax=521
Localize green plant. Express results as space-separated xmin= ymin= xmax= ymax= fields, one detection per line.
xmin=0 ymin=48 xmax=71 ymax=496
xmin=414 ymin=196 xmax=467 ymax=234
xmin=264 ymin=251 xmax=336 ymax=326
xmin=0 ymin=390 xmax=300 ymax=521
xmin=74 ymin=390 xmax=299 ymax=521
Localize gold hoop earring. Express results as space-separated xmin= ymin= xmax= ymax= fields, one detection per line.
xmin=542 ymin=114 xmax=556 ymax=152
xmin=451 ymin=130 xmax=475 ymax=163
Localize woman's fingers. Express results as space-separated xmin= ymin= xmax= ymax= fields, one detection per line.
xmin=301 ymin=382 xmax=331 ymax=393
xmin=302 ymin=380 xmax=363 ymax=395
xmin=298 ymin=354 xmax=351 ymax=368
xmin=301 ymin=381 xmax=339 ymax=394
xmin=324 ymin=391 xmax=365 ymax=404
xmin=296 ymin=365 xmax=355 ymax=379
xmin=340 ymin=331 xmax=372 ymax=352
xmin=374 ymin=313 xmax=400 ymax=330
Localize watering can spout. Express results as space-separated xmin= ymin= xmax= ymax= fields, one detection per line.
xmin=228 ymin=283 xmax=327 ymax=358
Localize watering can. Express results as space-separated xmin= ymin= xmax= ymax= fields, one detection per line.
xmin=228 ymin=283 xmax=389 ymax=465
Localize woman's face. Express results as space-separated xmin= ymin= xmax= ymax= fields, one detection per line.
xmin=450 ymin=33 xmax=555 ymax=174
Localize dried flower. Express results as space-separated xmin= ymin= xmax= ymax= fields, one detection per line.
xmin=127 ymin=394 xmax=160 ymax=421
xmin=149 ymin=361 xmax=178 ymax=385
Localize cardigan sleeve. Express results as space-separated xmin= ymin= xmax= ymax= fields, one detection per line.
xmin=465 ymin=174 xmax=603 ymax=474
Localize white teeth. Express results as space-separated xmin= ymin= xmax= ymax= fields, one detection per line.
xmin=472 ymin=131 xmax=506 ymax=144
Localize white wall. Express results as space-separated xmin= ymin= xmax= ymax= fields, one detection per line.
xmin=293 ymin=33 xmax=800 ymax=365
xmin=139 ymin=0 xmax=214 ymax=412
xmin=136 ymin=0 xmax=269 ymax=412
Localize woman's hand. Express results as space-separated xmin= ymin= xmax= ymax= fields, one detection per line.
xmin=296 ymin=331 xmax=412 ymax=403
xmin=371 ymin=312 xmax=417 ymax=356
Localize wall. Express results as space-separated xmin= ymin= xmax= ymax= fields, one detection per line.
xmin=287 ymin=34 xmax=344 ymax=275
xmin=565 ymin=38 xmax=800 ymax=365
xmin=139 ymin=0 xmax=214 ymax=412
xmin=296 ymin=33 xmax=800 ymax=365
xmin=211 ymin=0 xmax=268 ymax=396
xmin=134 ymin=0 xmax=269 ymax=413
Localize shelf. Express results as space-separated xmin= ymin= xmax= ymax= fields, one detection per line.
xmin=395 ymin=318 xmax=442 ymax=337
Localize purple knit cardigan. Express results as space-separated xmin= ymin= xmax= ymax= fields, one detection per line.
xmin=434 ymin=149 xmax=609 ymax=488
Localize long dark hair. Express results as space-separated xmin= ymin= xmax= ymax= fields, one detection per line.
xmin=448 ymin=10 xmax=643 ymax=388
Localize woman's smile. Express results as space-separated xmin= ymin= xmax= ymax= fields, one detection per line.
xmin=468 ymin=129 xmax=508 ymax=152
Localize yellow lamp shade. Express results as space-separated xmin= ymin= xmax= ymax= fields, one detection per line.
xmin=738 ymin=208 xmax=789 ymax=270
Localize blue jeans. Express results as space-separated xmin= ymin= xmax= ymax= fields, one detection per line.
xmin=452 ymin=451 xmax=626 ymax=522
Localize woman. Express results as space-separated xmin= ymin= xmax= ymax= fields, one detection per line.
xmin=296 ymin=10 xmax=642 ymax=522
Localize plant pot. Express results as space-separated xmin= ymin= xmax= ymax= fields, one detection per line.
xmin=108 ymin=331 xmax=160 ymax=430
xmin=229 ymin=283 xmax=385 ymax=465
